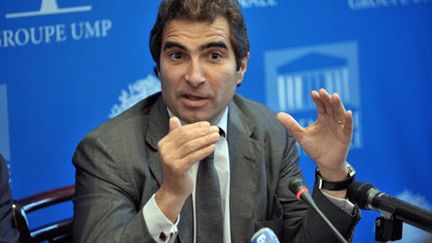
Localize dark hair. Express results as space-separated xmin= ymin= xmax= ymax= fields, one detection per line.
xmin=149 ymin=0 xmax=249 ymax=71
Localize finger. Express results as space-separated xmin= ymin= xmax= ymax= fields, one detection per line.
xmin=167 ymin=120 xmax=212 ymax=142
xmin=163 ymin=143 xmax=217 ymax=175
xmin=276 ymin=112 xmax=304 ymax=141
xmin=331 ymin=93 xmax=346 ymax=123
xmin=161 ymin=126 xmax=219 ymax=160
xmin=159 ymin=121 xmax=215 ymax=155
xmin=158 ymin=128 xmax=219 ymax=170
xmin=343 ymin=110 xmax=353 ymax=139
xmin=182 ymin=144 xmax=217 ymax=168
xmin=319 ymin=89 xmax=334 ymax=118
xmin=171 ymin=124 xmax=219 ymax=147
xmin=311 ymin=90 xmax=326 ymax=114
xmin=176 ymin=130 xmax=220 ymax=159
xmin=170 ymin=119 xmax=213 ymax=134
xmin=169 ymin=117 xmax=182 ymax=132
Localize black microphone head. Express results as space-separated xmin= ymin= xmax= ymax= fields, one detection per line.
xmin=288 ymin=177 xmax=306 ymax=194
xmin=347 ymin=182 xmax=375 ymax=209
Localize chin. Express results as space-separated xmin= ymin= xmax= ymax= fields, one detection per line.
xmin=184 ymin=115 xmax=210 ymax=123
xmin=180 ymin=112 xmax=212 ymax=123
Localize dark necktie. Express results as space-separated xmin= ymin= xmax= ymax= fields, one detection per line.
xmin=196 ymin=153 xmax=224 ymax=242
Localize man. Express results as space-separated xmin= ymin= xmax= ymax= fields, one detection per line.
xmin=73 ymin=0 xmax=359 ymax=242
xmin=0 ymin=154 xmax=20 ymax=243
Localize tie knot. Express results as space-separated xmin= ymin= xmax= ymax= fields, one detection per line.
xmin=203 ymin=153 xmax=214 ymax=163
xmin=218 ymin=127 xmax=225 ymax=137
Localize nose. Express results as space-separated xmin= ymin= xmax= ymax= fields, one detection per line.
xmin=185 ymin=58 xmax=205 ymax=88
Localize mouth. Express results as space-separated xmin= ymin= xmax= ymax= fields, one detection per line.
xmin=184 ymin=94 xmax=206 ymax=100
xmin=181 ymin=94 xmax=209 ymax=108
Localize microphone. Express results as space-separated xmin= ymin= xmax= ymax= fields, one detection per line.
xmin=288 ymin=178 xmax=348 ymax=243
xmin=250 ymin=227 xmax=280 ymax=243
xmin=347 ymin=182 xmax=432 ymax=233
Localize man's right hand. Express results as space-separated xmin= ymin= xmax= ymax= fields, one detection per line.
xmin=155 ymin=117 xmax=220 ymax=222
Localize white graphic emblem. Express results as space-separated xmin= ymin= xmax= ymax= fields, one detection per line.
xmin=265 ymin=41 xmax=362 ymax=149
xmin=6 ymin=0 xmax=92 ymax=19
xmin=238 ymin=0 xmax=278 ymax=8
xmin=109 ymin=75 xmax=161 ymax=118
xmin=0 ymin=84 xmax=11 ymax=160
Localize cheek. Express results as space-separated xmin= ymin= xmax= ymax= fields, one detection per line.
xmin=216 ymin=73 xmax=238 ymax=98
xmin=160 ymin=70 xmax=179 ymax=90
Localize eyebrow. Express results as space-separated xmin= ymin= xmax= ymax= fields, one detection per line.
xmin=163 ymin=41 xmax=187 ymax=51
xmin=201 ymin=41 xmax=228 ymax=51
xmin=162 ymin=41 xmax=228 ymax=52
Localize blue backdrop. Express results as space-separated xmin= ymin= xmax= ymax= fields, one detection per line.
xmin=1 ymin=0 xmax=431 ymax=242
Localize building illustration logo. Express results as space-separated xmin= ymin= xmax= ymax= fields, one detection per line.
xmin=6 ymin=0 xmax=91 ymax=19
xmin=109 ymin=75 xmax=161 ymax=118
xmin=0 ymin=84 xmax=11 ymax=161
xmin=265 ymin=41 xmax=362 ymax=149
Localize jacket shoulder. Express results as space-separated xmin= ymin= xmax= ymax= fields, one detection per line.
xmin=82 ymin=92 xmax=163 ymax=145
xmin=232 ymin=94 xmax=283 ymax=132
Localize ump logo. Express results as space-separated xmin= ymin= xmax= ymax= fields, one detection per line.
xmin=6 ymin=0 xmax=91 ymax=19
xmin=265 ymin=41 xmax=362 ymax=149
xmin=1 ymin=1 xmax=112 ymax=48
xmin=0 ymin=84 xmax=11 ymax=161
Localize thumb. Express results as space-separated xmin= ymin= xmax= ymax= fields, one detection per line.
xmin=169 ymin=117 xmax=182 ymax=132
xmin=276 ymin=112 xmax=304 ymax=141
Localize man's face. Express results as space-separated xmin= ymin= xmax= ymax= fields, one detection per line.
xmin=159 ymin=17 xmax=248 ymax=123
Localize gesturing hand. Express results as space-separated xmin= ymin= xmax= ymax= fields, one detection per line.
xmin=155 ymin=117 xmax=220 ymax=222
xmin=277 ymin=89 xmax=353 ymax=181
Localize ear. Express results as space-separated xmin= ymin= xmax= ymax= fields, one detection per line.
xmin=236 ymin=52 xmax=250 ymax=86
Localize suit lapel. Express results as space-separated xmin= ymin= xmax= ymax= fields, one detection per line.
xmin=145 ymin=96 xmax=169 ymax=186
xmin=228 ymin=101 xmax=265 ymax=243
xmin=145 ymin=96 xmax=193 ymax=243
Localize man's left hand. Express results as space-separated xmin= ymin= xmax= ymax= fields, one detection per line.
xmin=276 ymin=88 xmax=353 ymax=182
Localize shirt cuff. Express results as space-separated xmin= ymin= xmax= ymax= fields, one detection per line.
xmin=143 ymin=194 xmax=179 ymax=243
xmin=321 ymin=190 xmax=356 ymax=215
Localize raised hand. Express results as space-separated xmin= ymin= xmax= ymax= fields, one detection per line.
xmin=155 ymin=117 xmax=220 ymax=222
xmin=277 ymin=89 xmax=353 ymax=181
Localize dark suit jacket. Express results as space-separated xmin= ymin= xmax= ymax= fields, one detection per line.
xmin=0 ymin=154 xmax=20 ymax=243
xmin=73 ymin=92 xmax=359 ymax=243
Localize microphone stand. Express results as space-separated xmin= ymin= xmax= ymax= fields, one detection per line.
xmin=289 ymin=178 xmax=348 ymax=243
xmin=347 ymin=182 xmax=432 ymax=242
xmin=374 ymin=216 xmax=402 ymax=243
xmin=372 ymin=193 xmax=432 ymax=238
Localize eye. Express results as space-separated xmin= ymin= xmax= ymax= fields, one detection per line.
xmin=170 ymin=52 xmax=184 ymax=61
xmin=209 ymin=52 xmax=222 ymax=61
